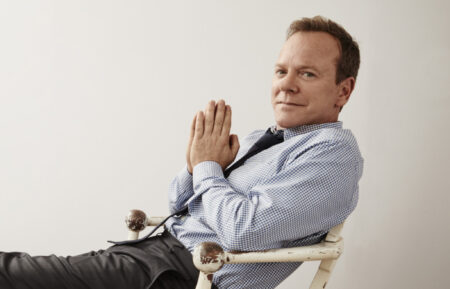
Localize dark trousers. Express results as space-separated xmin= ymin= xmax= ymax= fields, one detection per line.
xmin=0 ymin=230 xmax=216 ymax=289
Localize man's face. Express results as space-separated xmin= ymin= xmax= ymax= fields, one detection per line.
xmin=271 ymin=31 xmax=351 ymax=129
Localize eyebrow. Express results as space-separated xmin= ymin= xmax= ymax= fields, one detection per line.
xmin=274 ymin=63 xmax=320 ymax=71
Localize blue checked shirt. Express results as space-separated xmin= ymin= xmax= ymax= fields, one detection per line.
xmin=166 ymin=121 xmax=363 ymax=289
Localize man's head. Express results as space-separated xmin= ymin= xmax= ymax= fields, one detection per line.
xmin=271 ymin=16 xmax=360 ymax=129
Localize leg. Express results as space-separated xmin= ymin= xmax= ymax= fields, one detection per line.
xmin=0 ymin=230 xmax=206 ymax=289
xmin=0 ymin=249 xmax=149 ymax=289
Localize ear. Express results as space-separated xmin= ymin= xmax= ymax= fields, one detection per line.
xmin=335 ymin=77 xmax=355 ymax=108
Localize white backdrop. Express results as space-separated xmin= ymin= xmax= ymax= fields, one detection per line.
xmin=1 ymin=1 xmax=449 ymax=288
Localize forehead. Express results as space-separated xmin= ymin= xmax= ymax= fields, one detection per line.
xmin=277 ymin=31 xmax=340 ymax=69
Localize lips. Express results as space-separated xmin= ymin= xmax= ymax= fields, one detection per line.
xmin=277 ymin=101 xmax=304 ymax=106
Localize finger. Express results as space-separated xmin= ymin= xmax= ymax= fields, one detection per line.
xmin=204 ymin=100 xmax=215 ymax=135
xmin=186 ymin=115 xmax=196 ymax=173
xmin=195 ymin=111 xmax=204 ymax=139
xmin=230 ymin=134 xmax=240 ymax=157
xmin=222 ymin=105 xmax=232 ymax=137
xmin=213 ymin=99 xmax=226 ymax=136
xmin=189 ymin=113 xmax=197 ymax=144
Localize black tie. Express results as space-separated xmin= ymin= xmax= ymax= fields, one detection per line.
xmin=109 ymin=127 xmax=284 ymax=245
xmin=224 ymin=127 xmax=284 ymax=178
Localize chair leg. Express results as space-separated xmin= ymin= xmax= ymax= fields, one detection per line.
xmin=195 ymin=272 xmax=213 ymax=289
xmin=309 ymin=259 xmax=338 ymax=289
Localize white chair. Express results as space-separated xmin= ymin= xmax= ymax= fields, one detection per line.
xmin=125 ymin=210 xmax=345 ymax=289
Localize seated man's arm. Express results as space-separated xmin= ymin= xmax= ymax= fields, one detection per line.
xmin=188 ymin=139 xmax=363 ymax=251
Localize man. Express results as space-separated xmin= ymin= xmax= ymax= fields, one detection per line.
xmin=0 ymin=16 xmax=362 ymax=289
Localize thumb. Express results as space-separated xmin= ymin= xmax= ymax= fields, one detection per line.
xmin=229 ymin=134 xmax=240 ymax=156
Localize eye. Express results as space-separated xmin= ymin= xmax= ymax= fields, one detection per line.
xmin=275 ymin=69 xmax=286 ymax=76
xmin=300 ymin=71 xmax=315 ymax=78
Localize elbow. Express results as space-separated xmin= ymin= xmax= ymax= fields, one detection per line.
xmin=167 ymin=201 xmax=177 ymax=214
xmin=218 ymin=227 xmax=260 ymax=251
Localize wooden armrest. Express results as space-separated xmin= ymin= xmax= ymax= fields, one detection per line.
xmin=193 ymin=239 xmax=343 ymax=274
xmin=192 ymin=225 xmax=345 ymax=289
xmin=125 ymin=209 xmax=167 ymax=240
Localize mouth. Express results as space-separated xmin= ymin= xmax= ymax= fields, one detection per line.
xmin=277 ymin=102 xmax=304 ymax=107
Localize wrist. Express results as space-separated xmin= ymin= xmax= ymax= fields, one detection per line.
xmin=192 ymin=160 xmax=222 ymax=173
xmin=193 ymin=161 xmax=224 ymax=180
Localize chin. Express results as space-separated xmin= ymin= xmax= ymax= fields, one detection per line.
xmin=274 ymin=106 xmax=309 ymax=129
xmin=275 ymin=117 xmax=306 ymax=129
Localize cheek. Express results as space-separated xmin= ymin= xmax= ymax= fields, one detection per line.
xmin=271 ymin=86 xmax=279 ymax=100
xmin=271 ymin=88 xmax=277 ymax=102
xmin=309 ymin=84 xmax=337 ymax=105
xmin=271 ymin=78 xmax=279 ymax=94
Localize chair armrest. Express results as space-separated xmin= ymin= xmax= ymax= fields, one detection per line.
xmin=227 ymin=240 xmax=342 ymax=264
xmin=192 ymin=238 xmax=343 ymax=289
xmin=125 ymin=209 xmax=167 ymax=240
xmin=193 ymin=239 xmax=343 ymax=273
xmin=147 ymin=216 xmax=167 ymax=226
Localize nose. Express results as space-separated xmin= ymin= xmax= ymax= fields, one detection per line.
xmin=279 ymin=72 xmax=299 ymax=94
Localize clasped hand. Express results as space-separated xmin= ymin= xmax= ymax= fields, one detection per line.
xmin=186 ymin=100 xmax=240 ymax=174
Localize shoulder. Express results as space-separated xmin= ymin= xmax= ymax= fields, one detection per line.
xmin=287 ymin=126 xmax=363 ymax=164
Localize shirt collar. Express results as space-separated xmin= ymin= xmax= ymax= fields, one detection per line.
xmin=270 ymin=121 xmax=343 ymax=141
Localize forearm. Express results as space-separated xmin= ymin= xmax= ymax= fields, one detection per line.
xmin=189 ymin=162 xmax=280 ymax=250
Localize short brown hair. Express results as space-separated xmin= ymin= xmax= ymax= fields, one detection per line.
xmin=287 ymin=16 xmax=360 ymax=84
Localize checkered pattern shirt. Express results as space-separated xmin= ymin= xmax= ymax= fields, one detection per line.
xmin=166 ymin=121 xmax=363 ymax=289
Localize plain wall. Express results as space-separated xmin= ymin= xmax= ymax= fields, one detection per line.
xmin=1 ymin=1 xmax=449 ymax=288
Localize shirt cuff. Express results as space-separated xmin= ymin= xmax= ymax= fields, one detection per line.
xmin=177 ymin=165 xmax=193 ymax=186
xmin=193 ymin=161 xmax=224 ymax=187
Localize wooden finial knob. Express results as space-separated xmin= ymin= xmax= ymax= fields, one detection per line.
xmin=193 ymin=242 xmax=225 ymax=273
xmin=125 ymin=209 xmax=148 ymax=232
